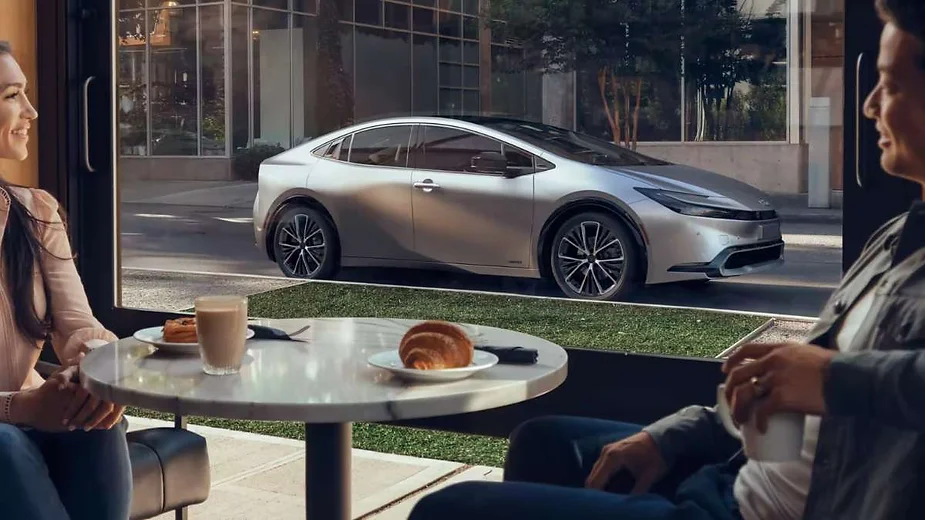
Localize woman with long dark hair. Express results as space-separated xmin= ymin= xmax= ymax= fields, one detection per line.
xmin=0 ymin=41 xmax=132 ymax=519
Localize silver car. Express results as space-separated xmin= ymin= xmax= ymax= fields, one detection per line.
xmin=253 ymin=117 xmax=784 ymax=301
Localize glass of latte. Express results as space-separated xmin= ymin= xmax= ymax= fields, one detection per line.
xmin=194 ymin=295 xmax=249 ymax=375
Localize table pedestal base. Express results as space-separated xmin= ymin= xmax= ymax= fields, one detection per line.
xmin=305 ymin=422 xmax=352 ymax=520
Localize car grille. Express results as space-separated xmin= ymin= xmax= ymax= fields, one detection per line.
xmin=724 ymin=243 xmax=785 ymax=270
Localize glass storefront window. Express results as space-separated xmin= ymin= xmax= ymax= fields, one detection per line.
xmin=355 ymin=27 xmax=412 ymax=121
xmin=252 ymin=8 xmax=291 ymax=148
xmin=149 ymin=7 xmax=198 ymax=156
xmin=114 ymin=0 xmax=846 ymax=342
xmin=200 ymin=5 xmax=226 ymax=156
xmin=118 ymin=9 xmax=148 ymax=156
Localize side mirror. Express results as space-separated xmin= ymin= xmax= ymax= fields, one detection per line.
xmin=470 ymin=151 xmax=508 ymax=175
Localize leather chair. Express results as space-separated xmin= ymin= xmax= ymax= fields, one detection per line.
xmin=36 ymin=360 xmax=211 ymax=520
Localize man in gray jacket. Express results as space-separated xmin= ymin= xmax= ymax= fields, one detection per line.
xmin=410 ymin=1 xmax=925 ymax=518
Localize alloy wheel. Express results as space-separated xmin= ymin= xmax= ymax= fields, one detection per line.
xmin=278 ymin=213 xmax=327 ymax=278
xmin=555 ymin=220 xmax=626 ymax=297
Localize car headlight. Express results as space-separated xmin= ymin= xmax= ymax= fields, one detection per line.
xmin=634 ymin=188 xmax=776 ymax=221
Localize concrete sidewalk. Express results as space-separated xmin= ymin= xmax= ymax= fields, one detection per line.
xmin=127 ymin=416 xmax=502 ymax=520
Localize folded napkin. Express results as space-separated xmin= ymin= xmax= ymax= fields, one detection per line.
xmin=474 ymin=345 xmax=539 ymax=364
xmin=249 ymin=324 xmax=306 ymax=342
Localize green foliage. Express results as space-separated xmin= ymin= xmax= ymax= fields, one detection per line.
xmin=490 ymin=0 xmax=787 ymax=142
xmin=743 ymin=84 xmax=787 ymax=141
xmin=232 ymin=144 xmax=286 ymax=181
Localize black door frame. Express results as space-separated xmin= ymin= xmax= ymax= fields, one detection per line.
xmin=35 ymin=0 xmax=904 ymax=437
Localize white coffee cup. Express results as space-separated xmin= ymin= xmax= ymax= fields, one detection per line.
xmin=716 ymin=384 xmax=805 ymax=462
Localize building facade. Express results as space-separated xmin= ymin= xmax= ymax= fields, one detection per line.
xmin=116 ymin=0 xmax=843 ymax=199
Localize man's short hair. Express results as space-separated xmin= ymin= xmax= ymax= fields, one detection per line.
xmin=877 ymin=0 xmax=925 ymax=68
xmin=0 ymin=41 xmax=11 ymax=56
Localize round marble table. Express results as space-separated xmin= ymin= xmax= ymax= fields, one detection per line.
xmin=79 ymin=317 xmax=568 ymax=520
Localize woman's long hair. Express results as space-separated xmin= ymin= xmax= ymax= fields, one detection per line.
xmin=0 ymin=180 xmax=56 ymax=341
xmin=0 ymin=40 xmax=61 ymax=342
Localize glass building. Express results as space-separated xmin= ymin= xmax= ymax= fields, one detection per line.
xmin=117 ymin=0 xmax=835 ymax=199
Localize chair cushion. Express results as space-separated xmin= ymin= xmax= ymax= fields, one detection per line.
xmin=127 ymin=427 xmax=211 ymax=520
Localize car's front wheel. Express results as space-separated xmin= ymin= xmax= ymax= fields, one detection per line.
xmin=550 ymin=212 xmax=640 ymax=301
xmin=272 ymin=205 xmax=339 ymax=279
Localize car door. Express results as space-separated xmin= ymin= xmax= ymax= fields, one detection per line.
xmin=328 ymin=124 xmax=416 ymax=260
xmin=410 ymin=124 xmax=535 ymax=268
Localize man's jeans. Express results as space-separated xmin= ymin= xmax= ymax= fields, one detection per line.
xmin=0 ymin=420 xmax=133 ymax=520
xmin=410 ymin=416 xmax=744 ymax=520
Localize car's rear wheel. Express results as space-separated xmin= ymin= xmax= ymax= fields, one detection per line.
xmin=272 ymin=205 xmax=339 ymax=279
xmin=550 ymin=212 xmax=640 ymax=301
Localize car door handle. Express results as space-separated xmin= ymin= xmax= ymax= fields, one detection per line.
xmin=413 ymin=181 xmax=440 ymax=191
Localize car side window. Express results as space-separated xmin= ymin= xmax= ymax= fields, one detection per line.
xmin=322 ymin=139 xmax=345 ymax=160
xmin=418 ymin=125 xmax=535 ymax=174
xmin=347 ymin=126 xmax=413 ymax=167
xmin=503 ymin=146 xmax=534 ymax=170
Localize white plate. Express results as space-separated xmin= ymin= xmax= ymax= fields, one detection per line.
xmin=368 ymin=349 xmax=499 ymax=382
xmin=133 ymin=326 xmax=255 ymax=355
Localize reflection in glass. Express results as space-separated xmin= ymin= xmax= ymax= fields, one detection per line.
xmin=463 ymin=41 xmax=478 ymax=65
xmin=253 ymin=0 xmax=290 ymax=9
xmin=412 ymin=7 xmax=436 ymax=34
xmin=438 ymin=88 xmax=462 ymax=116
xmin=200 ymin=5 xmax=225 ymax=156
xmin=684 ymin=3 xmax=787 ymax=142
xmin=462 ymin=15 xmax=477 ymax=40
xmin=412 ymin=34 xmax=438 ymax=115
xmin=438 ymin=37 xmax=460 ymax=63
xmin=293 ymin=0 xmax=317 ymax=14
xmin=491 ymin=44 xmax=526 ymax=118
xmin=149 ymin=7 xmax=198 ymax=156
xmin=356 ymin=0 xmax=383 ymax=25
xmin=230 ymin=5 xmax=249 ymax=151
xmin=252 ymin=8 xmax=291 ymax=148
xmin=437 ymin=11 xmax=461 ymax=38
xmin=292 ymin=15 xmax=319 ymax=145
xmin=384 ymin=2 xmax=411 ymax=30
xmin=355 ymin=28 xmax=412 ymax=121
xmin=117 ymin=9 xmax=148 ymax=156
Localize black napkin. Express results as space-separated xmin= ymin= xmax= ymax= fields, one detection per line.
xmin=249 ymin=324 xmax=299 ymax=341
xmin=474 ymin=345 xmax=538 ymax=364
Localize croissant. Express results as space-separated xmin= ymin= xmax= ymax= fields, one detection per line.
xmin=164 ymin=317 xmax=197 ymax=343
xmin=399 ymin=321 xmax=474 ymax=370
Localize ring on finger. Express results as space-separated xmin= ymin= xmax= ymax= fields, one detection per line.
xmin=750 ymin=376 xmax=769 ymax=398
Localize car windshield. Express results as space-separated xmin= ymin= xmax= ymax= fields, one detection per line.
xmin=475 ymin=119 xmax=670 ymax=167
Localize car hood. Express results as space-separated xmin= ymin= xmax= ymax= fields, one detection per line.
xmin=605 ymin=164 xmax=776 ymax=211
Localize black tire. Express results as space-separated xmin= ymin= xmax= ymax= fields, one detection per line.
xmin=272 ymin=205 xmax=339 ymax=279
xmin=549 ymin=212 xmax=641 ymax=301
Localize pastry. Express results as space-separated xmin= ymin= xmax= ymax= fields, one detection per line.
xmin=164 ymin=317 xmax=197 ymax=343
xmin=399 ymin=321 xmax=473 ymax=370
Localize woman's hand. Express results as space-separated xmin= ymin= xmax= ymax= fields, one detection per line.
xmin=11 ymin=366 xmax=81 ymax=432
xmin=60 ymin=351 xmax=125 ymax=431
xmin=585 ymin=431 xmax=668 ymax=494
xmin=722 ymin=343 xmax=837 ymax=432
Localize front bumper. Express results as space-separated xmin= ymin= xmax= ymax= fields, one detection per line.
xmin=667 ymin=240 xmax=785 ymax=278
xmin=630 ymin=198 xmax=785 ymax=284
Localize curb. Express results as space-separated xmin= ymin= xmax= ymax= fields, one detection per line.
xmin=779 ymin=213 xmax=843 ymax=225
xmin=716 ymin=318 xmax=776 ymax=359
